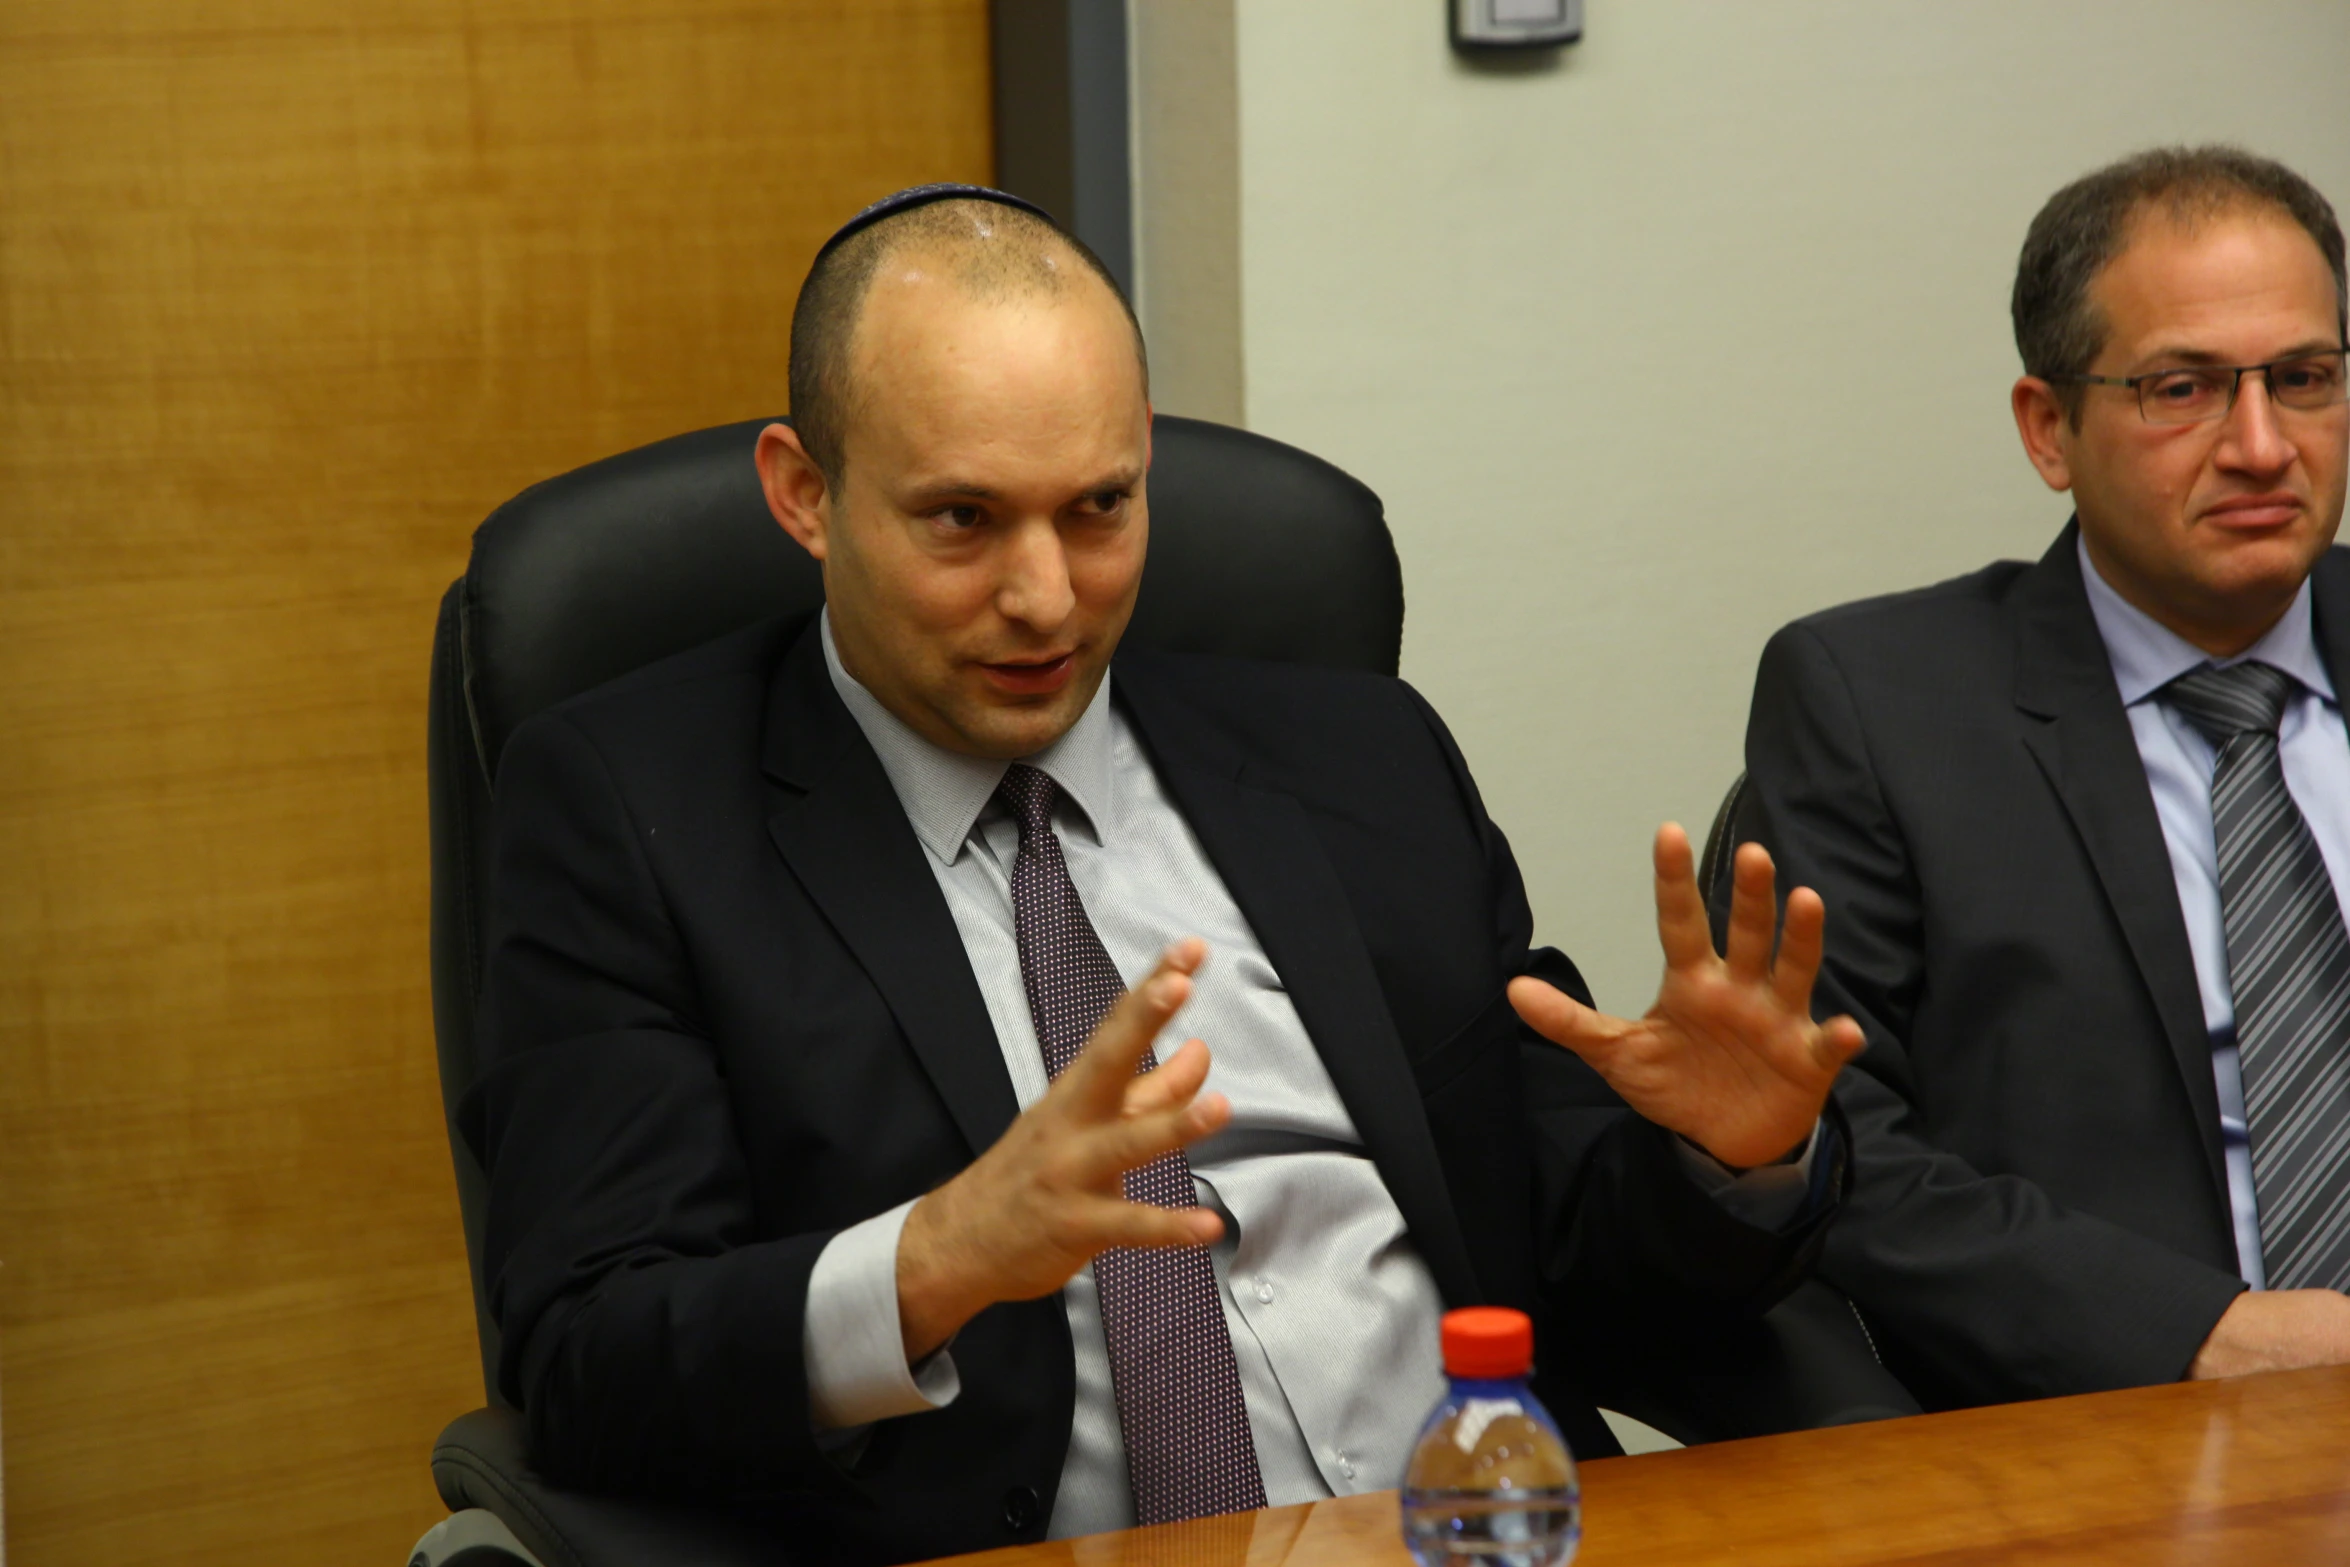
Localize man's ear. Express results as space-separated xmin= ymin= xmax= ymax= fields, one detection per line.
xmin=756 ymin=422 xmax=832 ymax=561
xmin=2011 ymin=376 xmax=2075 ymax=494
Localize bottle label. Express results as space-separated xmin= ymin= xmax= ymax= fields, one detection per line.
xmin=1452 ymin=1396 xmax=1525 ymax=1454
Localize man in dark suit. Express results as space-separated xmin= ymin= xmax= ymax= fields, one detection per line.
xmin=1729 ymin=146 xmax=2350 ymax=1413
xmin=468 ymin=185 xmax=1863 ymax=1559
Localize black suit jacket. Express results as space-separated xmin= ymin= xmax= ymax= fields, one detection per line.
xmin=466 ymin=614 xmax=1836 ymax=1561
xmin=1733 ymin=522 xmax=2350 ymax=1411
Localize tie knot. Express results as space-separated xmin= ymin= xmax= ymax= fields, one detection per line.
xmin=2162 ymin=660 xmax=2297 ymax=744
xmin=995 ymin=763 xmax=1059 ymax=837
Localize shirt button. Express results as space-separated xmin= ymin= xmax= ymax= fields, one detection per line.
xmin=1255 ymin=1279 xmax=1275 ymax=1303
xmin=1339 ymin=1454 xmax=1357 ymax=1481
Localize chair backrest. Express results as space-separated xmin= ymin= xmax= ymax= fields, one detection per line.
xmin=427 ymin=414 xmax=1402 ymax=1398
xmin=1698 ymin=771 xmax=1749 ymax=908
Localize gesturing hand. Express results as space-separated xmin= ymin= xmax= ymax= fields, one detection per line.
xmin=1509 ymin=825 xmax=1865 ymax=1169
xmin=2189 ymin=1289 xmax=2350 ymax=1379
xmin=895 ymin=939 xmax=1228 ymax=1361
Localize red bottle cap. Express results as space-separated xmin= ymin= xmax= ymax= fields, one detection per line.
xmin=1441 ymin=1307 xmax=1534 ymax=1379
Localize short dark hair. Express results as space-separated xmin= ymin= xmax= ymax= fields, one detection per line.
xmin=787 ymin=198 xmax=1147 ymax=485
xmin=2012 ymin=146 xmax=2347 ymax=422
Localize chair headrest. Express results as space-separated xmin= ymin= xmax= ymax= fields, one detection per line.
xmin=459 ymin=414 xmax=1402 ymax=778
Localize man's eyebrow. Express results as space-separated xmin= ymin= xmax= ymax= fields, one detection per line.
xmin=899 ymin=469 xmax=1145 ymax=507
xmin=2130 ymin=338 xmax=2344 ymax=370
xmin=898 ymin=477 xmax=1005 ymax=506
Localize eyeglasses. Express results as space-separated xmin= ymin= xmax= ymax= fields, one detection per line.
xmin=2050 ymin=348 xmax=2349 ymax=425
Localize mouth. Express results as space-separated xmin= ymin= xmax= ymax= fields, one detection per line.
xmin=977 ymin=651 xmax=1079 ymax=697
xmin=2201 ymin=492 xmax=2304 ymax=531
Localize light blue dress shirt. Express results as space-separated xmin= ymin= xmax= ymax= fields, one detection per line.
xmin=2077 ymin=537 xmax=2350 ymax=1289
xmin=799 ymin=613 xmax=1818 ymax=1535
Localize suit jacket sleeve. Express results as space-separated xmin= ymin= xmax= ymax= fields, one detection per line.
xmin=463 ymin=708 xmax=852 ymax=1500
xmin=1400 ymin=685 xmax=1839 ymax=1330
xmin=1736 ymin=624 xmax=2243 ymax=1404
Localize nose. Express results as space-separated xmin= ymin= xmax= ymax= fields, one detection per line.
xmin=994 ymin=517 xmax=1076 ymax=631
xmin=2217 ymin=371 xmax=2296 ymax=476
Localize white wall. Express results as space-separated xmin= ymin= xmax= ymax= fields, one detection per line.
xmin=1201 ymin=1 xmax=2350 ymax=1012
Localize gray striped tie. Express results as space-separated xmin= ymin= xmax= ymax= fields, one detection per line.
xmin=2164 ymin=661 xmax=2350 ymax=1290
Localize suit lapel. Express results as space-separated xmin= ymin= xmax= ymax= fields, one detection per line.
xmin=761 ymin=625 xmax=1020 ymax=1159
xmin=1115 ymin=662 xmax=1485 ymax=1306
xmin=2011 ymin=524 xmax=2225 ymax=1193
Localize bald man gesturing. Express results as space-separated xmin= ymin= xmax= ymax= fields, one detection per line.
xmin=468 ymin=187 xmax=1860 ymax=1561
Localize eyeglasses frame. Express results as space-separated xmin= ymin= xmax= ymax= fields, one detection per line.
xmin=2045 ymin=346 xmax=2350 ymax=426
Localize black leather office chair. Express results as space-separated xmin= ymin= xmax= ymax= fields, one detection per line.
xmin=411 ymin=420 xmax=1908 ymax=1564
xmin=1697 ymin=772 xmax=1749 ymax=914
xmin=414 ymin=414 xmax=1403 ymax=1565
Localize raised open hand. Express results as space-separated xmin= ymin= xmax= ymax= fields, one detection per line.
xmin=895 ymin=939 xmax=1229 ymax=1360
xmin=1509 ymin=825 xmax=1864 ymax=1169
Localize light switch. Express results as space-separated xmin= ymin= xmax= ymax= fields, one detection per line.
xmin=1452 ymin=0 xmax=1583 ymax=50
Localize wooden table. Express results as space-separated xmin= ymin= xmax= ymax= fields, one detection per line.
xmin=931 ymin=1365 xmax=2350 ymax=1566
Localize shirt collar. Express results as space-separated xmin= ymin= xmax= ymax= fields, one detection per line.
xmin=819 ymin=609 xmax=1119 ymax=864
xmin=2077 ymin=532 xmax=2336 ymax=707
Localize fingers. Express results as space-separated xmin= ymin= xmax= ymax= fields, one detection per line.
xmin=1722 ymin=842 xmax=1781 ymax=982
xmin=1080 ymin=1194 xmax=1225 ymax=1252
xmin=1651 ymin=824 xmax=1714 ymax=972
xmin=1770 ymin=884 xmax=1826 ymax=1013
xmin=1085 ymin=1089 xmax=1231 ymax=1185
xmin=1064 ymin=941 xmax=1206 ymax=1115
xmin=1122 ymin=1037 xmax=1212 ymax=1117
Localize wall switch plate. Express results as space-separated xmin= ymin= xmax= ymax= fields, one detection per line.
xmin=1452 ymin=0 xmax=1583 ymax=50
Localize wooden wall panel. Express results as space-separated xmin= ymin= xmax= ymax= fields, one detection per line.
xmin=0 ymin=5 xmax=992 ymax=1562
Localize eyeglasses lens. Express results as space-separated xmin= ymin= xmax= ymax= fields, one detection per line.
xmin=2138 ymin=352 xmax=2349 ymax=424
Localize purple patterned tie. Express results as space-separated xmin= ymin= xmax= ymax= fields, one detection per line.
xmin=995 ymin=763 xmax=1268 ymax=1524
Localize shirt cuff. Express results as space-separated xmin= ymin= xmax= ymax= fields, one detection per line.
xmin=803 ymin=1198 xmax=962 ymax=1431
xmin=1673 ymin=1120 xmax=1823 ymax=1233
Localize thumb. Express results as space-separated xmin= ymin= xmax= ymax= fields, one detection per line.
xmin=1811 ymin=1014 xmax=1868 ymax=1075
xmin=1508 ymin=976 xmax=1626 ymax=1060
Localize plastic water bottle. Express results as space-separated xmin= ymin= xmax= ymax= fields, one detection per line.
xmin=1399 ymin=1306 xmax=1581 ymax=1567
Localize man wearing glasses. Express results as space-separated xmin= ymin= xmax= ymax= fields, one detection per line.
xmin=1721 ymin=146 xmax=2350 ymax=1410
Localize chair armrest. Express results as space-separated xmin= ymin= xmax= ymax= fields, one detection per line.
xmin=430 ymin=1408 xmax=801 ymax=1567
xmin=408 ymin=1508 xmax=544 ymax=1566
